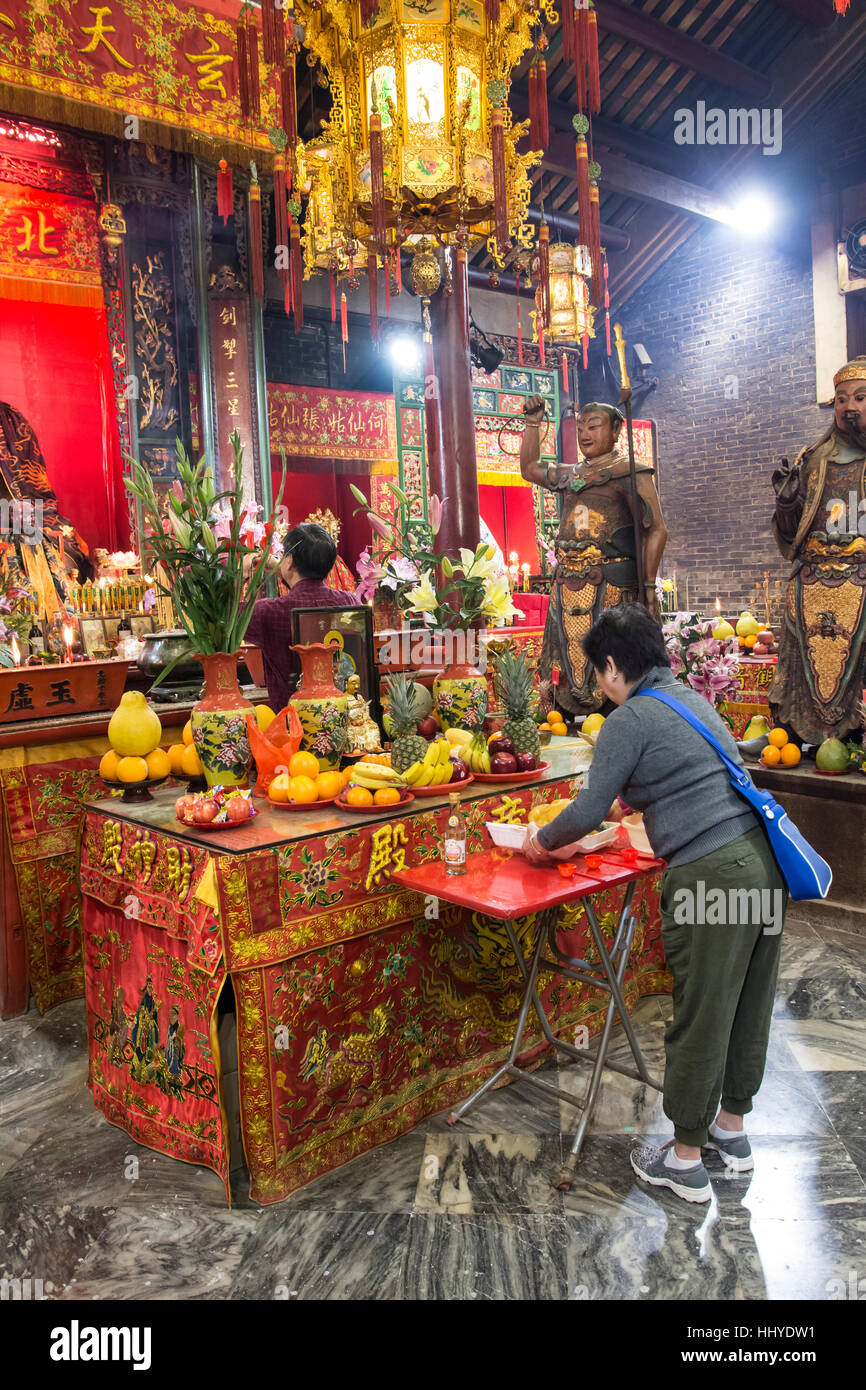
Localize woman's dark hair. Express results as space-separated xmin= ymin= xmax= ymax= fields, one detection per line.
xmin=284 ymin=523 xmax=336 ymax=581
xmin=582 ymin=603 xmax=670 ymax=682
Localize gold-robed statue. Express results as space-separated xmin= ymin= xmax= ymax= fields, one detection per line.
xmin=769 ymin=357 xmax=866 ymax=744
xmin=520 ymin=393 xmax=668 ymax=715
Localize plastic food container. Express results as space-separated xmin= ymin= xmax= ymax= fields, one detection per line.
xmin=622 ymin=814 xmax=653 ymax=855
xmin=485 ymin=820 xmax=619 ymax=857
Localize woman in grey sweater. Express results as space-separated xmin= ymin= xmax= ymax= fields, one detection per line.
xmin=524 ymin=604 xmax=787 ymax=1203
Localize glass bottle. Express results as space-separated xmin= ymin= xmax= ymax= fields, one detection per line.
xmin=444 ymin=792 xmax=467 ymax=876
xmin=28 ymin=617 xmax=45 ymax=659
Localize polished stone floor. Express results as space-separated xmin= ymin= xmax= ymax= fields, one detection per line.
xmin=1 ymin=918 xmax=864 ymax=1301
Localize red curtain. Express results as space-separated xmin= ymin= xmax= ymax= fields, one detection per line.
xmin=271 ymin=465 xmax=370 ymax=579
xmin=0 ymin=298 xmax=128 ymax=555
xmin=479 ymin=484 xmax=540 ymax=571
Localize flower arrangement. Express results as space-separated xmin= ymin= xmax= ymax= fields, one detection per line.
xmin=663 ymin=611 xmax=740 ymax=707
xmin=124 ymin=432 xmax=285 ymax=683
xmin=351 ymin=481 xmax=518 ymax=630
xmin=0 ymin=543 xmax=32 ymax=667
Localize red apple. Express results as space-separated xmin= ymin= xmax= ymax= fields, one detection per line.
xmin=175 ymin=795 xmax=194 ymax=822
xmin=449 ymin=758 xmax=469 ymax=782
xmin=417 ymin=715 xmax=440 ymax=740
xmin=490 ymin=751 xmax=518 ymax=775
xmin=192 ymin=798 xmax=218 ymax=824
xmin=515 ymin=753 xmax=537 ymax=772
xmin=225 ymin=796 xmax=251 ymax=823
xmin=489 ymin=736 xmax=515 ymax=756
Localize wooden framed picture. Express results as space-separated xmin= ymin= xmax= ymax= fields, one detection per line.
xmin=78 ymin=617 xmax=108 ymax=659
xmin=291 ymin=605 xmax=380 ymax=726
xmin=129 ymin=614 xmax=155 ymax=640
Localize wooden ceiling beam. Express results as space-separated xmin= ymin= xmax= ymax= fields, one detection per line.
xmin=596 ymin=0 xmax=771 ymax=99
xmin=510 ymin=91 xmax=683 ymax=174
xmin=770 ymin=0 xmax=836 ymax=25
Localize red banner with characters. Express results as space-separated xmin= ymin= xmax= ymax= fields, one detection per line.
xmin=267 ymin=384 xmax=398 ymax=464
xmin=0 ymin=181 xmax=102 ymax=307
xmin=0 ymin=0 xmax=275 ymax=160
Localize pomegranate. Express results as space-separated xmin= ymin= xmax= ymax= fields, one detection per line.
xmin=225 ymin=796 xmax=251 ymax=823
xmin=192 ymin=798 xmax=218 ymax=825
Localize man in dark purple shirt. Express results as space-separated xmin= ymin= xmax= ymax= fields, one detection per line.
xmin=244 ymin=522 xmax=359 ymax=711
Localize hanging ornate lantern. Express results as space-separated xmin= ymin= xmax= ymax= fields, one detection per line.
xmin=546 ymin=241 xmax=595 ymax=345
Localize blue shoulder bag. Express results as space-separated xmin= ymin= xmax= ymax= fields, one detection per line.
xmin=635 ymin=688 xmax=832 ymax=902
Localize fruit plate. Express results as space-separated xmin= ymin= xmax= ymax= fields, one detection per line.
xmin=335 ymin=789 xmax=415 ymax=813
xmin=267 ymin=795 xmax=339 ymax=811
xmin=409 ymin=775 xmax=474 ymax=797
xmin=175 ymin=813 xmax=255 ymax=831
xmin=101 ymin=774 xmax=170 ymax=804
xmin=472 ymin=760 xmax=551 ymax=784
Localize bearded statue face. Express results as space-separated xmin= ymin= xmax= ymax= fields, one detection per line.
xmin=577 ymin=407 xmax=623 ymax=460
xmin=834 ymin=378 xmax=866 ymax=444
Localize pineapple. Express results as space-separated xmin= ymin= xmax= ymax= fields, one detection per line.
xmin=386 ymin=674 xmax=428 ymax=774
xmin=497 ymin=650 xmax=541 ymax=760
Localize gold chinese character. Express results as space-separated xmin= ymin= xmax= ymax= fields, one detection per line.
xmin=16 ymin=211 xmax=59 ymax=257
xmin=365 ymin=822 xmax=408 ymax=892
xmin=186 ymin=36 xmax=233 ymax=100
xmin=225 ymin=372 xmax=239 ymax=390
xmin=126 ymin=831 xmax=156 ymax=883
xmin=166 ymin=845 xmax=193 ymax=902
xmin=79 ymin=6 xmax=133 ymax=67
xmin=491 ymin=795 xmax=525 ymax=824
xmin=101 ymin=822 xmax=123 ymax=875
xmin=227 ymin=397 xmax=240 ymax=417
xmin=219 ymin=305 xmax=237 ymax=326
xmin=222 ymin=338 xmax=237 ymax=359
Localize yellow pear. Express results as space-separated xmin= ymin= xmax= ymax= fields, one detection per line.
xmin=108 ymin=690 xmax=162 ymax=757
xmin=735 ymin=613 xmax=761 ymax=638
xmin=713 ymin=620 xmax=735 ymax=639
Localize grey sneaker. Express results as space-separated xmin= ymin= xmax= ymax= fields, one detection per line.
xmin=630 ymin=1142 xmax=712 ymax=1203
xmin=704 ymin=1130 xmax=754 ymax=1173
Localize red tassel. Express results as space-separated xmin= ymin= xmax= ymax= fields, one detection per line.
xmin=485 ymin=0 xmax=500 ymax=25
xmin=274 ymin=154 xmax=289 ymax=287
xmin=370 ymin=113 xmax=386 ymax=252
xmin=587 ymin=8 xmax=601 ymax=114
xmin=491 ymin=108 xmax=508 ymax=260
xmin=368 ymin=254 xmax=379 ymax=346
xmin=290 ymin=223 xmax=303 ymax=330
xmin=576 ymin=2 xmax=589 ymax=110
xmin=582 ymin=331 xmax=589 ymax=369
xmin=249 ymin=181 xmax=264 ymax=298
xmin=261 ymin=0 xmax=275 ymax=66
xmin=273 ymin=4 xmax=285 ymax=68
xmin=281 ymin=56 xmax=298 ymax=149
xmin=576 ymin=137 xmax=591 ymax=249
xmin=394 ymin=246 xmax=402 ymax=294
xmin=217 ymin=160 xmax=233 ymax=223
xmin=562 ymin=0 xmax=575 ymax=61
xmin=589 ymin=182 xmax=602 ymax=303
xmin=833 ymin=0 xmax=850 ymax=13
xmin=385 ymin=255 xmax=391 ymax=313
xmin=562 ymin=352 xmax=569 ymax=396
xmin=517 ymin=303 xmax=523 ymax=364
xmin=603 ymin=250 xmax=611 ymax=355
xmin=341 ymin=291 xmax=348 ymax=373
xmin=360 ymin=0 xmax=380 ymax=23
xmin=537 ymin=59 xmax=549 ymax=148
xmin=236 ymin=15 xmax=250 ymax=121
xmin=330 ymin=273 xmax=336 ymax=323
xmin=538 ymin=324 xmax=546 ymax=367
xmin=538 ymin=221 xmax=551 ymax=330
xmin=246 ymin=13 xmax=261 ymax=121
xmin=529 ymin=64 xmax=539 ymax=148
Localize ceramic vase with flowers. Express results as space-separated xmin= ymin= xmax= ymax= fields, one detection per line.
xmin=290 ymin=642 xmax=349 ymax=771
xmin=125 ymin=431 xmax=285 ymax=787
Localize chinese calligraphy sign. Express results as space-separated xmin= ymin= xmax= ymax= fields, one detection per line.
xmin=268 ymin=385 xmax=398 ymax=463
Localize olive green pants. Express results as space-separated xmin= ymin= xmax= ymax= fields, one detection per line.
xmin=659 ymin=826 xmax=787 ymax=1148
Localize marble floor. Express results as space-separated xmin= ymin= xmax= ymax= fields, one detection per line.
xmin=1 ymin=919 xmax=865 ymax=1301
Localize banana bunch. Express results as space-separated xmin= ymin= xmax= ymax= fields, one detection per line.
xmin=349 ymin=762 xmax=408 ymax=792
xmin=466 ymin=734 xmax=491 ymax=774
xmin=403 ymin=738 xmax=454 ymax=787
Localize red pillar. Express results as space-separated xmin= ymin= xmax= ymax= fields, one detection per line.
xmin=428 ymin=250 xmax=480 ymax=560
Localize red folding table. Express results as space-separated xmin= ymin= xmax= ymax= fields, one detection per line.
xmin=394 ymin=846 xmax=665 ymax=1189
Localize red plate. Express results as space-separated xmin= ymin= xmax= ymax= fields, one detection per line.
xmin=335 ymin=789 xmax=415 ymax=813
xmin=175 ymin=813 xmax=256 ymax=830
xmin=410 ymin=774 xmax=474 ymax=797
xmin=267 ymin=794 xmax=339 ymax=811
xmin=471 ymin=760 xmax=551 ymax=784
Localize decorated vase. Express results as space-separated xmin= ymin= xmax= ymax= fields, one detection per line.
xmin=290 ymin=642 xmax=349 ymax=771
xmin=190 ymin=652 xmax=254 ymax=788
xmin=433 ymin=656 xmax=489 ymax=734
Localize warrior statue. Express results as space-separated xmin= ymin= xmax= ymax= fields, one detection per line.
xmin=520 ymin=393 xmax=668 ymax=715
xmin=769 ymin=357 xmax=866 ymax=745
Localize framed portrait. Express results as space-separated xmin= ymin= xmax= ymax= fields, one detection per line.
xmin=129 ymin=614 xmax=155 ymax=640
xmin=291 ymin=605 xmax=381 ymax=726
xmin=78 ymin=617 xmax=108 ymax=659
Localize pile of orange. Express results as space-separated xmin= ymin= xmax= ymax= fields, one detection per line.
xmin=761 ymin=727 xmax=801 ymax=767
xmin=343 ymin=784 xmax=401 ymax=807
xmin=99 ymin=746 xmax=173 ymax=784
xmin=538 ymin=710 xmax=567 ymax=735
xmin=268 ymin=751 xmax=350 ymax=804
xmin=740 ymin=634 xmax=758 ymax=649
xmin=163 ymin=719 xmax=204 ymax=778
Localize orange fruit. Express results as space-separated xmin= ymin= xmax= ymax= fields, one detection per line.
xmin=289 ymin=751 xmax=320 ymax=779
xmin=373 ymin=786 xmax=401 ymax=806
xmin=182 ymin=720 xmax=194 ymax=745
xmin=145 ymin=747 xmax=171 ymax=780
xmin=538 ymin=723 xmax=551 ymax=732
xmin=342 ymin=767 xmax=354 ymax=787
xmin=289 ymin=774 xmax=319 ymax=804
xmin=742 ymin=635 xmax=758 ymax=648
xmin=181 ymin=743 xmax=203 ymax=776
xmin=269 ymin=772 xmax=291 ymax=802
xmin=761 ymin=745 xmax=782 ymax=765
xmin=780 ymin=742 xmax=801 ymax=765
xmin=168 ymin=743 xmax=187 ymax=775
xmin=116 ymin=755 xmax=149 ymax=783
xmin=316 ymin=771 xmax=343 ymax=800
xmin=768 ymin=727 xmax=788 ymax=749
xmin=99 ymin=749 xmax=121 ymax=781
xmin=346 ymin=785 xmax=374 ymax=807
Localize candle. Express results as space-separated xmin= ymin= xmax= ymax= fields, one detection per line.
xmin=715 ymin=597 xmax=721 ymax=616
xmin=521 ymin=562 xmax=530 ymax=592
xmin=10 ymin=633 xmax=20 ymax=667
xmin=62 ymin=623 xmax=74 ymax=664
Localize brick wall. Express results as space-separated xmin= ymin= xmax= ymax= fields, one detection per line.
xmin=608 ymin=223 xmax=829 ymax=618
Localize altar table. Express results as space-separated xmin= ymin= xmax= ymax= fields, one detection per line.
xmin=79 ymin=752 xmax=671 ymax=1205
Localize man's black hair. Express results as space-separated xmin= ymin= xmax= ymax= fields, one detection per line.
xmin=582 ymin=603 xmax=670 ymax=683
xmin=578 ymin=401 xmax=625 ymax=427
xmin=285 ymin=522 xmax=336 ymax=581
